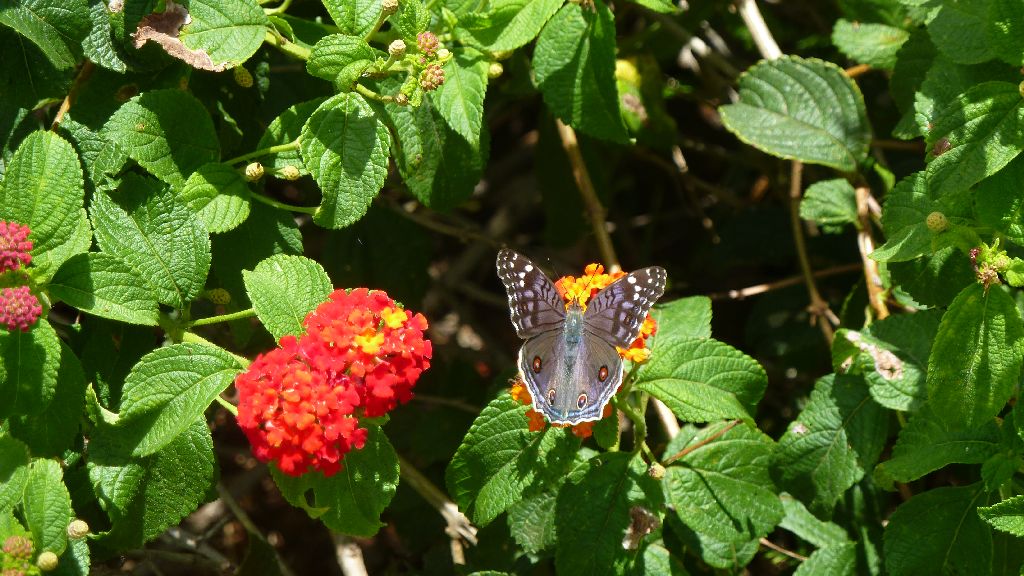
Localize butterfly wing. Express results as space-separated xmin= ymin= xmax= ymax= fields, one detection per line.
xmin=519 ymin=327 xmax=622 ymax=425
xmin=496 ymin=249 xmax=566 ymax=339
xmin=584 ymin=266 xmax=667 ymax=347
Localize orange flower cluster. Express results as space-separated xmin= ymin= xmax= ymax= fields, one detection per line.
xmin=236 ymin=289 xmax=431 ymax=477
xmin=510 ymin=263 xmax=659 ymax=438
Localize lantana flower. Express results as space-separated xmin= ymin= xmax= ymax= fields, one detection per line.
xmin=236 ymin=289 xmax=431 ymax=477
xmin=0 ymin=220 xmax=32 ymax=274
xmin=0 ymin=286 xmax=42 ymax=332
xmin=509 ymin=263 xmax=659 ymax=438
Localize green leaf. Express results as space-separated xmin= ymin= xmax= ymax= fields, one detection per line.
xmin=179 ymin=162 xmax=252 ymax=233
xmin=0 ymin=26 xmax=70 ymax=110
xmin=794 ymin=543 xmax=857 ymax=576
xmin=0 ymin=0 xmax=89 ymax=69
xmin=651 ymin=296 xmax=712 ymax=341
xmin=928 ymin=0 xmax=994 ymax=65
xmin=873 ymin=171 xmax=972 ymax=263
xmin=719 ymin=56 xmax=871 ymax=172
xmin=635 ymin=338 xmax=767 ymax=423
xmin=884 ymin=484 xmax=991 ymax=576
xmin=977 ymin=155 xmax=1024 ymax=247
xmin=179 ymin=0 xmax=269 ymax=66
xmin=82 ymin=0 xmax=126 ymax=73
xmin=433 ymin=47 xmax=489 ymax=145
xmin=890 ymin=29 xmax=935 ymax=139
xmin=800 ymin=179 xmax=858 ymax=231
xmin=386 ymin=93 xmax=487 ymax=210
xmin=49 ymin=253 xmax=160 ymax=326
xmin=446 ymin=394 xmax=580 ymax=526
xmin=888 ymin=246 xmax=976 ymax=308
xmin=90 ymin=175 xmax=212 ymax=308
xmin=927 ymin=284 xmax=1024 ymax=430
xmin=925 ymin=81 xmax=1024 ymax=198
xmin=0 ymin=435 xmax=30 ymax=513
xmin=835 ymin=309 xmax=942 ymax=411
xmin=912 ymin=55 xmax=1018 ymax=141
xmin=102 ymin=90 xmax=220 ymax=189
xmin=256 ymin=98 xmax=322 ymax=177
xmin=874 ymin=404 xmax=1000 ymax=488
xmin=773 ymin=374 xmax=887 ymax=513
xmin=0 ymin=320 xmax=61 ymax=418
xmin=507 ymin=491 xmax=557 ymax=554
xmin=978 ymin=495 xmax=1024 ymax=537
xmin=555 ymin=452 xmax=663 ymax=575
xmin=116 ymin=343 xmax=240 ymax=457
xmin=91 ymin=418 xmax=216 ymax=548
xmin=301 ymin=93 xmax=390 ymax=229
xmin=778 ymin=494 xmax=851 ymax=549
xmin=52 ymin=536 xmax=89 ymax=576
xmin=533 ymin=2 xmax=627 ymax=143
xmin=637 ymin=542 xmax=689 ymax=575
xmin=981 ymin=452 xmax=1020 ymax=491
xmin=242 ymin=254 xmax=333 ymax=341
xmin=9 ymin=342 xmax=87 ymax=457
xmin=988 ymin=0 xmax=1024 ymax=66
xmin=457 ymin=0 xmax=563 ymax=52
xmin=272 ymin=426 xmax=399 ymax=537
xmin=832 ymin=19 xmax=908 ymax=69
xmin=389 ymin=0 xmax=428 ymax=42
xmin=322 ymin=0 xmax=378 ymax=36
xmin=307 ymin=35 xmax=377 ymax=90
xmin=0 ymin=130 xmax=90 ymax=279
xmin=665 ymin=422 xmax=784 ymax=569
xmin=22 ymin=459 xmax=72 ymax=556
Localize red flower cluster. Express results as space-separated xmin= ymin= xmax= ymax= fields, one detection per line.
xmin=509 ymin=263 xmax=659 ymax=438
xmin=0 ymin=220 xmax=31 ymax=274
xmin=236 ymin=289 xmax=431 ymax=477
xmin=0 ymin=286 xmax=42 ymax=332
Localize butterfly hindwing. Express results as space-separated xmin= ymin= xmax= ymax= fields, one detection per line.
xmin=584 ymin=266 xmax=667 ymax=347
xmin=519 ymin=325 xmax=623 ymax=424
xmin=496 ymin=249 xmax=566 ymax=338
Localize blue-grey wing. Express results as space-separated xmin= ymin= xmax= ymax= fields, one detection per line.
xmin=584 ymin=266 xmax=667 ymax=347
xmin=520 ymin=330 xmax=623 ymax=425
xmin=497 ymin=249 xmax=566 ymax=339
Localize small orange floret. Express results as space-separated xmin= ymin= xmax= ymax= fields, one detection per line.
xmin=510 ymin=379 xmax=532 ymax=405
xmin=381 ymin=306 xmax=409 ymax=329
xmin=526 ymin=408 xmax=547 ymax=432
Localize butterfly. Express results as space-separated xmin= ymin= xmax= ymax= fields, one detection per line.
xmin=496 ymin=249 xmax=667 ymax=425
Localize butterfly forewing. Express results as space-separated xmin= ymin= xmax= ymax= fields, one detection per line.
xmin=584 ymin=267 xmax=667 ymax=347
xmin=496 ymin=249 xmax=566 ymax=338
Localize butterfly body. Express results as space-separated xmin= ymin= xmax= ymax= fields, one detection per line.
xmin=497 ymin=249 xmax=667 ymax=425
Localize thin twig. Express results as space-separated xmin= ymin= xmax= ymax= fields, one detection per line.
xmin=554 ymin=118 xmax=620 ymax=272
xmin=789 ymin=161 xmax=837 ymax=344
xmin=397 ymin=455 xmax=477 ymax=564
xmin=382 ymin=198 xmax=499 ymax=248
xmin=736 ymin=0 xmax=782 ymax=60
xmin=662 ymin=420 xmax=740 ymax=466
xmin=844 ymin=63 xmax=871 ymax=78
xmin=759 ymin=537 xmax=808 ymax=562
xmin=51 ymin=61 xmax=95 ymax=130
xmin=216 ymin=484 xmax=294 ymax=576
xmin=855 ymin=184 xmax=889 ymax=319
xmin=333 ymin=533 xmax=369 ymax=576
xmin=707 ymin=263 xmax=863 ymax=300
xmin=871 ymin=139 xmax=924 ymax=152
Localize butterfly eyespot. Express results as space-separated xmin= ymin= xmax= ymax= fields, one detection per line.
xmin=532 ymin=356 xmax=543 ymax=373
xmin=547 ymin=389 xmax=556 ymax=405
xmin=598 ymin=366 xmax=609 ymax=382
xmin=577 ymin=393 xmax=588 ymax=410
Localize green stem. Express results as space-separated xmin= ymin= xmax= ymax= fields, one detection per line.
xmin=190 ymin=308 xmax=257 ymax=327
xmin=263 ymin=0 xmax=292 ymax=15
xmin=250 ymin=192 xmax=317 ymax=215
xmin=364 ymin=6 xmax=392 ymax=42
xmin=264 ymin=29 xmax=310 ymax=61
xmin=613 ymin=396 xmax=646 ymax=455
xmin=215 ymin=395 xmax=238 ymax=416
xmin=224 ymin=139 xmax=301 ymax=166
xmin=355 ymin=83 xmax=396 ymax=103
